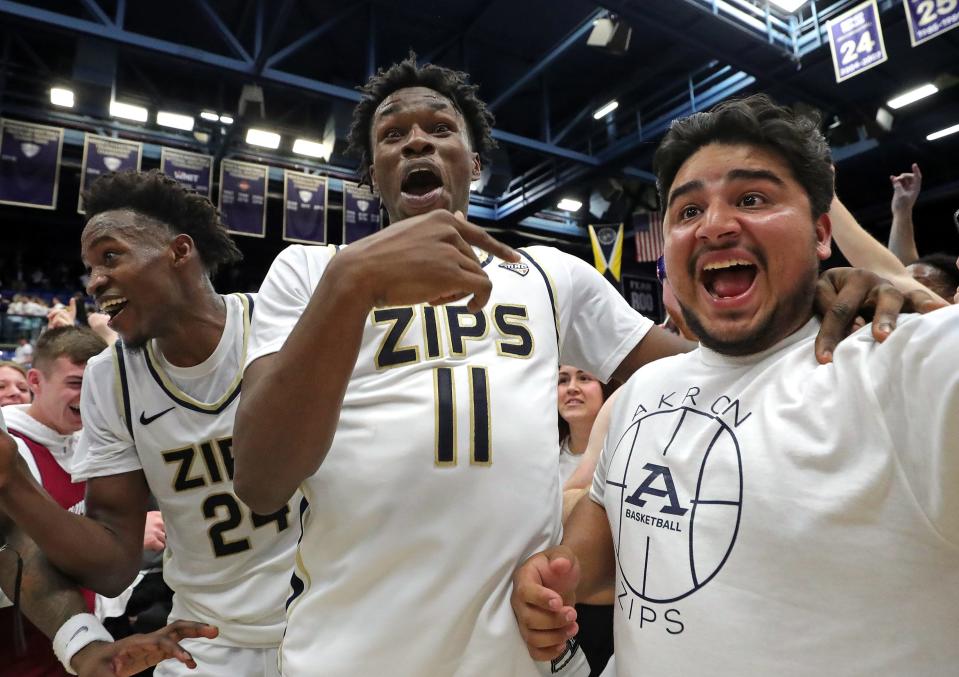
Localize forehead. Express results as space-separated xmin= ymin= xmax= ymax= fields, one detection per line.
xmin=373 ymin=86 xmax=461 ymax=122
xmin=673 ymin=143 xmax=794 ymax=186
xmin=46 ymin=356 xmax=86 ymax=378
xmin=0 ymin=366 xmax=25 ymax=381
xmin=81 ymin=209 xmax=165 ymax=256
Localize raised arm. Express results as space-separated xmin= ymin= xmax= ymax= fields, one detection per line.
xmin=887 ymin=163 xmax=922 ymax=265
xmin=233 ymin=210 xmax=518 ymax=514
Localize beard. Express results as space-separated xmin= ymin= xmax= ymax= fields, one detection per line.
xmin=680 ymin=262 xmax=820 ymax=357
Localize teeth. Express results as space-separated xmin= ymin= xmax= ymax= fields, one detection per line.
xmin=703 ymin=259 xmax=752 ymax=271
xmin=99 ymin=297 xmax=127 ymax=310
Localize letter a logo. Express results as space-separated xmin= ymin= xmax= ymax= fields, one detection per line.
xmin=625 ymin=463 xmax=688 ymax=516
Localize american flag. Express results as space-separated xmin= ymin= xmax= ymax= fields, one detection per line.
xmin=633 ymin=211 xmax=663 ymax=262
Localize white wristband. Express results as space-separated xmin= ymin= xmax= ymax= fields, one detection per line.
xmin=53 ymin=612 xmax=114 ymax=675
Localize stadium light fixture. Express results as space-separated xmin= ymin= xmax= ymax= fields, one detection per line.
xmin=557 ymin=198 xmax=583 ymax=212
xmin=157 ymin=111 xmax=195 ymax=131
xmin=50 ymin=87 xmax=74 ymax=108
xmin=246 ymin=128 xmax=281 ymax=149
xmin=292 ymin=138 xmax=331 ymax=159
xmin=887 ymin=84 xmax=938 ymax=110
xmin=593 ymin=100 xmax=619 ymax=120
xmin=769 ymin=0 xmax=810 ymax=12
xmin=110 ymin=100 xmax=148 ymax=123
xmin=219 ymin=115 xmax=234 ymax=124
xmin=200 ymin=111 xmax=220 ymax=122
xmin=927 ymin=123 xmax=959 ymax=141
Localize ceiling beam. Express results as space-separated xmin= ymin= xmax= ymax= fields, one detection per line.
xmin=487 ymin=8 xmax=604 ymax=112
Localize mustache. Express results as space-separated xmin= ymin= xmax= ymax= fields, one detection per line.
xmin=688 ymin=243 xmax=767 ymax=279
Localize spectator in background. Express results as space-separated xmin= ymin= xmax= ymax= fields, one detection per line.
xmin=888 ymin=163 xmax=922 ymax=265
xmin=13 ymin=337 xmax=34 ymax=367
xmin=906 ymin=253 xmax=959 ymax=304
xmin=46 ymin=298 xmax=118 ymax=347
xmin=558 ymin=367 xmax=614 ymax=485
xmin=0 ymin=362 xmax=30 ymax=406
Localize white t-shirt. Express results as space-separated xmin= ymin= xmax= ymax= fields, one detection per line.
xmin=592 ymin=309 xmax=959 ymax=676
xmin=248 ymin=243 xmax=653 ymax=677
xmin=73 ymin=293 xmax=299 ymax=648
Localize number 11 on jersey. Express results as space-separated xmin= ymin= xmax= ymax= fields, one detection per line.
xmin=434 ymin=366 xmax=491 ymax=467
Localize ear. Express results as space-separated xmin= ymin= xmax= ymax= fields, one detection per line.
xmin=26 ymin=368 xmax=42 ymax=397
xmin=815 ymin=212 xmax=832 ymax=261
xmin=369 ymin=164 xmax=378 ymax=191
xmin=170 ymin=234 xmax=197 ymax=268
xmin=471 ymin=152 xmax=481 ymax=182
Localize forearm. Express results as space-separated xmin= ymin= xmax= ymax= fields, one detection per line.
xmin=830 ymin=198 xmax=939 ymax=298
xmin=0 ymin=522 xmax=89 ymax=639
xmin=0 ymin=470 xmax=140 ymax=595
xmin=234 ymin=261 xmax=371 ymax=513
xmin=562 ymin=497 xmax=615 ymax=600
xmin=888 ymin=209 xmax=919 ymax=265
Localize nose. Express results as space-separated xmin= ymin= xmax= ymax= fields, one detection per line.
xmin=86 ymin=269 xmax=107 ymax=297
xmin=695 ymin=202 xmax=742 ymax=244
xmin=402 ymin=125 xmax=435 ymax=157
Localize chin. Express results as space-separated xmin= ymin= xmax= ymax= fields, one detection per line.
xmin=683 ymin=308 xmax=779 ymax=356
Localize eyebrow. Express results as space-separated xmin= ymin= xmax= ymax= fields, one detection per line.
xmin=376 ymin=99 xmax=452 ymax=118
xmin=667 ymin=168 xmax=787 ymax=207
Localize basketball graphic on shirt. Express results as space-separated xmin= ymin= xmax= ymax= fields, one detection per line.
xmin=609 ymin=407 xmax=742 ymax=604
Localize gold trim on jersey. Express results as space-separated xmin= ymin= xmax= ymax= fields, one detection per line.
xmin=143 ymin=293 xmax=250 ymax=412
xmin=371 ymin=306 xmax=421 ymax=370
xmin=433 ymin=367 xmax=457 ymax=467
xmin=469 ymin=365 xmax=492 ymax=466
xmin=517 ymin=248 xmax=560 ymax=345
xmin=493 ymin=304 xmax=534 ymax=360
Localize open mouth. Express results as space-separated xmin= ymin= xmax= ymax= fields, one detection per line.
xmin=401 ymin=167 xmax=444 ymax=196
xmin=69 ymin=405 xmax=81 ymax=416
xmin=98 ymin=297 xmax=129 ymax=321
xmin=701 ymin=259 xmax=757 ymax=299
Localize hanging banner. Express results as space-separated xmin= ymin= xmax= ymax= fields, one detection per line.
xmin=78 ymin=134 xmax=142 ymax=213
xmin=588 ymin=223 xmax=624 ymax=281
xmin=622 ymin=274 xmax=663 ymax=321
xmin=903 ymin=0 xmax=959 ymax=46
xmin=342 ymin=181 xmax=382 ymax=244
xmin=160 ymin=147 xmax=213 ymax=199
xmin=827 ymin=0 xmax=888 ymax=83
xmin=219 ymin=159 xmax=268 ymax=238
xmin=283 ymin=170 xmax=328 ymax=244
xmin=0 ymin=119 xmax=64 ymax=210
xmin=633 ymin=211 xmax=664 ymax=263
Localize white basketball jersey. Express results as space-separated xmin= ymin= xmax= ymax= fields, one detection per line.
xmin=248 ymin=244 xmax=653 ymax=676
xmin=74 ymin=293 xmax=299 ymax=648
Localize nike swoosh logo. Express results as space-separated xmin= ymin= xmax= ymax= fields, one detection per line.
xmin=139 ymin=407 xmax=175 ymax=425
xmin=69 ymin=625 xmax=89 ymax=643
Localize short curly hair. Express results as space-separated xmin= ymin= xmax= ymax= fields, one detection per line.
xmin=347 ymin=53 xmax=496 ymax=185
xmin=654 ymin=94 xmax=834 ymax=219
xmin=83 ymin=169 xmax=242 ymax=277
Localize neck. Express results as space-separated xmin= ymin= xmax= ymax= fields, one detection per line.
xmin=155 ymin=284 xmax=227 ymax=368
xmin=568 ymin=422 xmax=591 ymax=455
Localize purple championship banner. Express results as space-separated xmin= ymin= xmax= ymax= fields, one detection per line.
xmin=827 ymin=0 xmax=888 ymax=83
xmin=78 ymin=134 xmax=142 ymax=213
xmin=283 ymin=170 xmax=328 ymax=244
xmin=903 ymin=0 xmax=959 ymax=46
xmin=160 ymin=147 xmax=213 ymax=199
xmin=0 ymin=119 xmax=64 ymax=210
xmin=219 ymin=159 xmax=268 ymax=238
xmin=342 ymin=181 xmax=382 ymax=244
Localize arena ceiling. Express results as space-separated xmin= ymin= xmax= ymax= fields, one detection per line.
xmin=1 ymin=0 xmax=958 ymax=246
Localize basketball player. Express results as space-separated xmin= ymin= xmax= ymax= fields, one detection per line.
xmin=511 ymin=95 xmax=959 ymax=675
xmin=0 ymin=411 xmax=218 ymax=676
xmin=0 ymin=171 xmax=298 ymax=676
xmin=232 ymin=57 xmax=916 ymax=676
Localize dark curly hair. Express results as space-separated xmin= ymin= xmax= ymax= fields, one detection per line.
xmin=654 ymin=94 xmax=834 ymax=219
xmin=347 ymin=53 xmax=496 ymax=185
xmin=83 ymin=169 xmax=242 ymax=277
